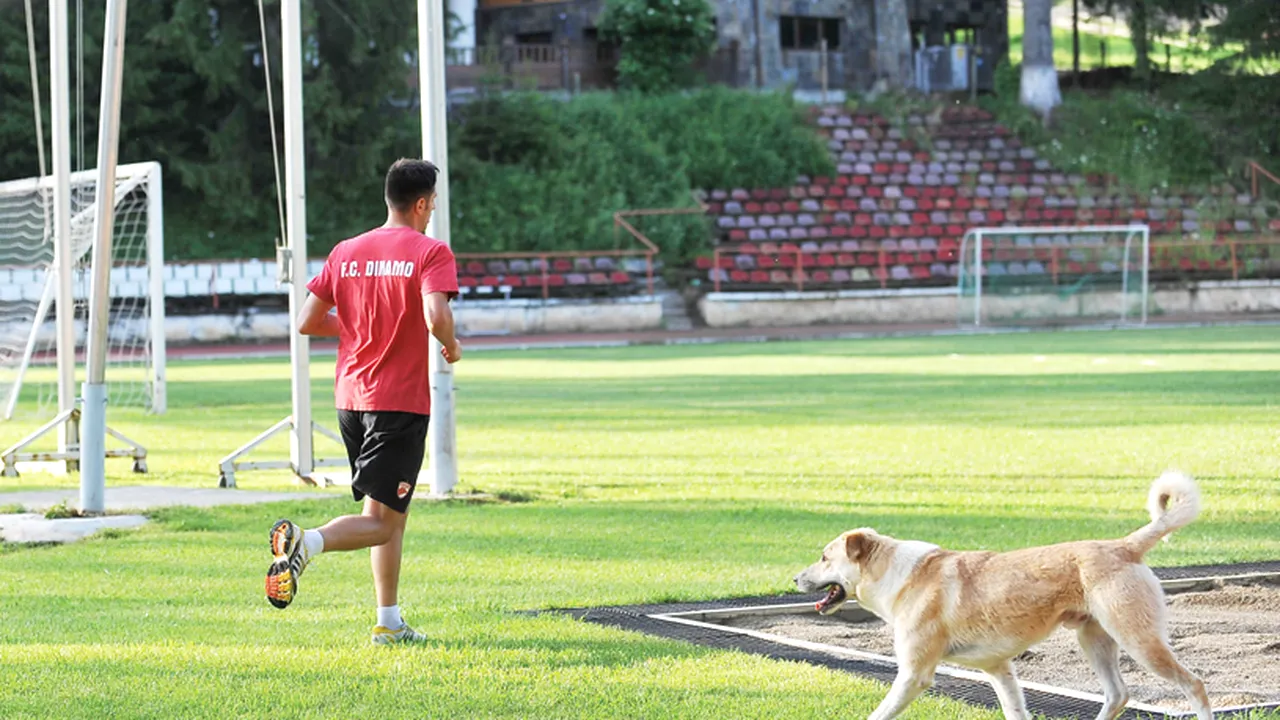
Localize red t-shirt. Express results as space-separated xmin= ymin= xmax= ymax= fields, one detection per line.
xmin=306 ymin=226 xmax=458 ymax=415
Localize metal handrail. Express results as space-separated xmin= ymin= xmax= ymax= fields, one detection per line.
xmin=1248 ymin=160 xmax=1280 ymax=199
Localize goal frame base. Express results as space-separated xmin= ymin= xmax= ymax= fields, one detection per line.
xmin=215 ymin=415 xmax=345 ymax=488
xmin=1 ymin=407 xmax=147 ymax=482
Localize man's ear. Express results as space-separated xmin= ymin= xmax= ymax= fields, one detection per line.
xmin=844 ymin=529 xmax=873 ymax=561
xmin=415 ymin=195 xmax=430 ymax=214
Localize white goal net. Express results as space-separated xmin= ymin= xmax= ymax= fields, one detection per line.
xmin=956 ymin=225 xmax=1150 ymax=328
xmin=0 ymin=161 xmax=166 ymax=420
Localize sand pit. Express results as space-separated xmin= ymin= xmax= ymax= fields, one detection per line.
xmin=715 ymin=583 xmax=1280 ymax=713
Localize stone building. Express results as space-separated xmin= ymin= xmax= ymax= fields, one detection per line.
xmin=457 ymin=0 xmax=1008 ymax=92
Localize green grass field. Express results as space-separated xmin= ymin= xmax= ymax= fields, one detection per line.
xmin=2 ymin=326 xmax=1279 ymax=719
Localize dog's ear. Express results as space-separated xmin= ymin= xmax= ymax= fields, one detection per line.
xmin=844 ymin=530 xmax=871 ymax=560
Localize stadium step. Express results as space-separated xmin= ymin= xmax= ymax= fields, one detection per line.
xmin=660 ymin=289 xmax=695 ymax=331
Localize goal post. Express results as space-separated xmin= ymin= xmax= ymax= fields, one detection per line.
xmin=0 ymin=161 xmax=167 ymax=421
xmin=0 ymin=160 xmax=165 ymax=479
xmin=956 ymin=225 xmax=1150 ymax=329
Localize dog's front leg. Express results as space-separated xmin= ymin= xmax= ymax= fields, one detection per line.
xmin=983 ymin=661 xmax=1031 ymax=720
xmin=867 ymin=663 xmax=936 ymax=720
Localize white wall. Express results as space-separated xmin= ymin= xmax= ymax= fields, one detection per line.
xmin=699 ymin=281 xmax=1280 ymax=329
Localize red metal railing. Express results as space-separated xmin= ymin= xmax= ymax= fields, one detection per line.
xmin=449 ymin=194 xmax=708 ymax=301
xmin=453 ymin=248 xmax=652 ymax=301
xmin=1248 ymin=161 xmax=1280 ymax=200
xmin=612 ymin=193 xmax=711 ymax=296
xmin=711 ymin=245 xmax=893 ymax=293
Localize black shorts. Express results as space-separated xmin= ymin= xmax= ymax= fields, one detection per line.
xmin=337 ymin=410 xmax=429 ymax=514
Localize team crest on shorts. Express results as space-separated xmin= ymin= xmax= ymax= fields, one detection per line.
xmin=397 ymin=481 xmax=412 ymax=499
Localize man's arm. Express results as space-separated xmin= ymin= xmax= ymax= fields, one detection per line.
xmin=424 ymin=291 xmax=461 ymax=363
xmin=297 ymin=293 xmax=340 ymax=337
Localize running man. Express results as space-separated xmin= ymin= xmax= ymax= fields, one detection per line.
xmin=264 ymin=158 xmax=461 ymax=645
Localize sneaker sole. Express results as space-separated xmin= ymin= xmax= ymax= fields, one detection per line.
xmin=270 ymin=519 xmax=300 ymax=559
xmin=265 ymin=519 xmax=303 ymax=609
xmin=265 ymin=559 xmax=295 ymax=609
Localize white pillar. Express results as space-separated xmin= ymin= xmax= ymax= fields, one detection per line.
xmin=419 ymin=0 xmax=458 ymax=496
xmin=282 ymin=0 xmax=313 ymax=480
xmin=50 ymin=0 xmax=78 ymax=467
xmin=80 ymin=0 xmax=129 ymax=515
xmin=146 ymin=164 xmax=166 ymax=415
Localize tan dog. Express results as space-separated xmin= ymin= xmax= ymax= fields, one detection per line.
xmin=794 ymin=472 xmax=1211 ymax=720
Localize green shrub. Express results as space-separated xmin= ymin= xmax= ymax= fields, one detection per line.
xmin=598 ymin=0 xmax=717 ymax=93
xmin=445 ymin=88 xmax=833 ymax=263
xmin=981 ymin=61 xmax=1278 ymax=193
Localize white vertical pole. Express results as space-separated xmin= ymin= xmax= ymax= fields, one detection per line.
xmin=80 ymin=0 xmax=129 ymax=515
xmin=146 ymin=164 xmax=166 ymax=414
xmin=419 ymin=0 xmax=458 ymax=496
xmin=1141 ymin=226 xmax=1149 ymax=325
xmin=1121 ymin=230 xmax=1131 ymax=324
xmin=973 ymin=231 xmax=984 ymax=326
xmin=50 ymin=0 xmax=78 ymax=467
xmin=282 ymin=0 xmax=313 ymax=480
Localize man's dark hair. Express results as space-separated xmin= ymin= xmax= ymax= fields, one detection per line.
xmin=384 ymin=158 xmax=439 ymax=211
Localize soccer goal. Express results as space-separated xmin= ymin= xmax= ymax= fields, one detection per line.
xmin=0 ymin=161 xmax=166 ymax=422
xmin=956 ymin=225 xmax=1150 ymax=328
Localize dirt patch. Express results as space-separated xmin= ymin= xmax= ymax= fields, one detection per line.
xmin=716 ymin=583 xmax=1280 ymax=712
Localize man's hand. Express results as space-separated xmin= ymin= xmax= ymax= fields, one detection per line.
xmin=441 ymin=339 xmax=462 ymax=364
xmin=425 ymin=291 xmax=460 ymax=364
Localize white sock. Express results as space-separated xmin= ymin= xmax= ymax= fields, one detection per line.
xmin=303 ymin=529 xmax=325 ymax=559
xmin=376 ymin=605 xmax=402 ymax=630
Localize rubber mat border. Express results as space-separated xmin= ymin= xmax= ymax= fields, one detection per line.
xmin=547 ymin=561 xmax=1280 ymax=720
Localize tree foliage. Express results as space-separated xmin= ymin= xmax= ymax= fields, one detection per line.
xmin=1207 ymin=0 xmax=1280 ymax=62
xmin=1 ymin=0 xmax=829 ymax=263
xmin=1 ymin=0 xmax=423 ymax=259
xmin=598 ymin=0 xmax=717 ymax=93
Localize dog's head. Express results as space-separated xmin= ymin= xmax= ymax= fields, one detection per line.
xmin=793 ymin=528 xmax=877 ymax=615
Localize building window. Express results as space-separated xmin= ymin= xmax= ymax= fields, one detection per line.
xmin=779 ymin=16 xmax=840 ymax=51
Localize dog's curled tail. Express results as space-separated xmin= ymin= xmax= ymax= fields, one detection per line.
xmin=1125 ymin=471 xmax=1201 ymax=556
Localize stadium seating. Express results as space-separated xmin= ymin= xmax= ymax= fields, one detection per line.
xmin=698 ymin=105 xmax=1277 ymax=292
xmin=450 ymin=254 xmax=649 ymax=299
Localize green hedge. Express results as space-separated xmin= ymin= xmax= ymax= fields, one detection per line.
xmin=447 ymin=88 xmax=833 ymax=264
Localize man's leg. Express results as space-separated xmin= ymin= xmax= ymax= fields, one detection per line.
xmin=308 ymin=498 xmax=403 ymax=552
xmin=363 ymin=497 xmax=408 ymax=608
